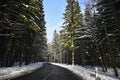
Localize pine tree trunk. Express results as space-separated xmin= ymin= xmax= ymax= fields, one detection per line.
xmin=110 ymin=54 xmax=118 ymax=77
xmin=96 ymin=44 xmax=107 ymax=72
xmin=19 ymin=53 xmax=23 ymax=67
xmin=108 ymin=41 xmax=118 ymax=77
xmin=60 ymin=48 xmax=62 ymax=63
xmin=54 ymin=52 xmax=56 ymax=63
xmin=25 ymin=49 xmax=30 ymax=65
xmin=2 ymin=36 xmax=12 ymax=67
xmin=101 ymin=48 xmax=107 ymax=72
xmin=8 ymin=38 xmax=15 ymax=66
xmin=65 ymin=52 xmax=68 ymax=64
xmin=71 ymin=36 xmax=74 ymax=66
xmin=0 ymin=37 xmax=6 ymax=67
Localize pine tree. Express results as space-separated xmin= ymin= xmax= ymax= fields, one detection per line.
xmin=34 ymin=0 xmax=47 ymax=62
xmin=61 ymin=0 xmax=83 ymax=65
xmin=82 ymin=3 xmax=98 ymax=66
xmin=52 ymin=30 xmax=60 ymax=62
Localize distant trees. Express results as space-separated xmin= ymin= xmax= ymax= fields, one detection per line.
xmin=52 ymin=30 xmax=60 ymax=62
xmin=0 ymin=0 xmax=47 ymax=67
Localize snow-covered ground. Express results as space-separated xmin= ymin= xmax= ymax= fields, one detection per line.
xmin=52 ymin=63 xmax=120 ymax=80
xmin=0 ymin=62 xmax=43 ymax=80
xmin=0 ymin=62 xmax=119 ymax=80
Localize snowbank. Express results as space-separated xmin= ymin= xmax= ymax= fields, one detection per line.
xmin=0 ymin=62 xmax=43 ymax=80
xmin=52 ymin=63 xmax=120 ymax=80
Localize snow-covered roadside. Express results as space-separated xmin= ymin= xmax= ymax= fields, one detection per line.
xmin=0 ymin=62 xmax=43 ymax=80
xmin=52 ymin=63 xmax=120 ymax=80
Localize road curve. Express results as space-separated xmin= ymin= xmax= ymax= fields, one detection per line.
xmin=11 ymin=63 xmax=83 ymax=80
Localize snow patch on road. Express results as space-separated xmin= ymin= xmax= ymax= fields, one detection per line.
xmin=52 ymin=63 xmax=120 ymax=80
xmin=0 ymin=62 xmax=43 ymax=80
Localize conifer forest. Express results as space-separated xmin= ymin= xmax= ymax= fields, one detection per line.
xmin=0 ymin=0 xmax=120 ymax=78
xmin=0 ymin=0 xmax=47 ymax=67
xmin=49 ymin=0 xmax=120 ymax=77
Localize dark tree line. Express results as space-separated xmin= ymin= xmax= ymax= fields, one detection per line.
xmin=50 ymin=0 xmax=120 ymax=77
xmin=0 ymin=0 xmax=47 ymax=67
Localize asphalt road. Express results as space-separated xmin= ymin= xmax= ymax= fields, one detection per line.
xmin=11 ymin=63 xmax=83 ymax=80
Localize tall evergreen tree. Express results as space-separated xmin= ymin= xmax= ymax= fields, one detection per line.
xmin=34 ymin=0 xmax=47 ymax=62
xmin=81 ymin=3 xmax=98 ymax=66
xmin=61 ymin=0 xmax=83 ymax=65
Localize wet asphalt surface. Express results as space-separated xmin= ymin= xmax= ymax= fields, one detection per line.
xmin=11 ymin=63 xmax=83 ymax=80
